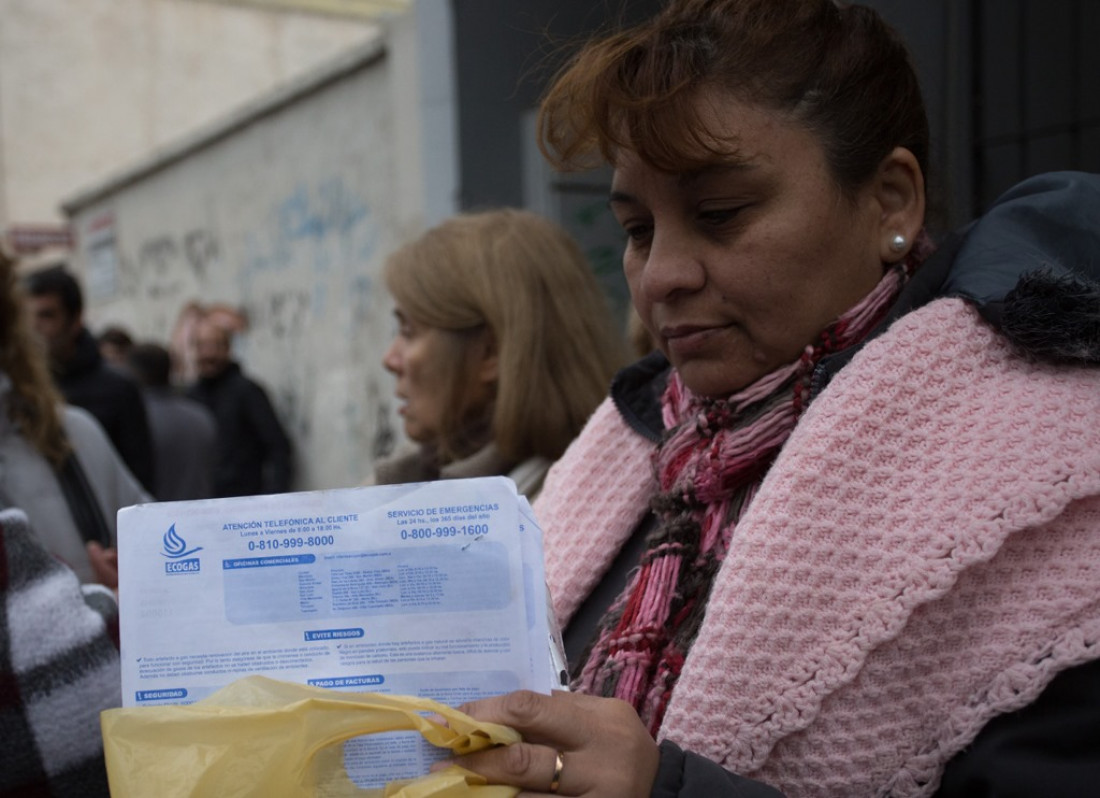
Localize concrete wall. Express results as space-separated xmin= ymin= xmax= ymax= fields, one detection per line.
xmin=63 ymin=34 xmax=424 ymax=492
xmin=0 ymin=0 xmax=377 ymax=226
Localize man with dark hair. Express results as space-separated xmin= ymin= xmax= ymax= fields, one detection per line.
xmin=128 ymin=342 xmax=217 ymax=501
xmin=187 ymin=319 xmax=294 ymax=497
xmin=23 ymin=266 xmax=156 ymax=494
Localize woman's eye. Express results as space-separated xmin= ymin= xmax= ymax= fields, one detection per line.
xmin=622 ymin=222 xmax=653 ymax=243
xmin=698 ymin=208 xmax=742 ymax=226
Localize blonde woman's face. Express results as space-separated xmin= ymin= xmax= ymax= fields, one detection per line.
xmin=382 ymin=308 xmax=496 ymax=446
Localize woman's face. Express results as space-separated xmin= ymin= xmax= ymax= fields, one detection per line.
xmin=382 ymin=308 xmax=495 ymax=445
xmin=611 ymin=92 xmax=888 ymax=397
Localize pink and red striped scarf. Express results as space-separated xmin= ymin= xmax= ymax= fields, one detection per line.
xmin=574 ymin=246 xmax=930 ymax=732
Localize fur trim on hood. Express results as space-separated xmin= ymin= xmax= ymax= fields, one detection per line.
xmin=1001 ymin=269 xmax=1100 ymax=365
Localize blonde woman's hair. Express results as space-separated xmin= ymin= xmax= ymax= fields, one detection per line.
xmin=384 ymin=208 xmax=626 ymax=463
xmin=626 ymin=305 xmax=657 ymax=360
xmin=0 ymin=249 xmax=69 ymax=466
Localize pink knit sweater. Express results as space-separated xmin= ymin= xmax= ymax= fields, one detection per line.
xmin=535 ymin=298 xmax=1100 ymax=797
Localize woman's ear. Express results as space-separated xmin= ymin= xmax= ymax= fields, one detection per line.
xmin=474 ymin=327 xmax=499 ymax=386
xmin=873 ymin=146 xmax=926 ymax=263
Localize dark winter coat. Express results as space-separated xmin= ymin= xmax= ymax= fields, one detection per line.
xmin=187 ymin=362 xmax=294 ymax=498
xmin=54 ymin=328 xmax=155 ymax=493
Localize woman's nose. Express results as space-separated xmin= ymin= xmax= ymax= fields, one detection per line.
xmin=637 ymin=228 xmax=706 ymax=303
xmin=382 ymin=338 xmax=402 ymax=374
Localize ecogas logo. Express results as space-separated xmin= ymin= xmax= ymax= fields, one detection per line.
xmin=161 ymin=524 xmax=203 ymax=574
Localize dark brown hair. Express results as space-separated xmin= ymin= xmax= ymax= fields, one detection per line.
xmin=539 ymin=0 xmax=929 ymax=196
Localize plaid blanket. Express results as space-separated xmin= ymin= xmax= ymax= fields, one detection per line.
xmin=1 ymin=507 xmax=120 ymax=796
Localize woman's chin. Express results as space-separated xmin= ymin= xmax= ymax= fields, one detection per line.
xmin=674 ymin=358 xmax=761 ymax=398
xmin=400 ymin=417 xmax=419 ymax=441
xmin=401 ymin=421 xmax=436 ymax=446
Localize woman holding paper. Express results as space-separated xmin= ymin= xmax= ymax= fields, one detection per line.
xmin=370 ymin=208 xmax=626 ymax=499
xmin=442 ymin=1 xmax=1100 ymax=796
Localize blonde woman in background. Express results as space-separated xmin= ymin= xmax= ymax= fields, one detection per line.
xmin=369 ymin=208 xmax=626 ymax=499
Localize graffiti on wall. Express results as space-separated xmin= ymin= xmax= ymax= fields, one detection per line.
xmin=249 ymin=289 xmax=312 ymax=342
xmin=98 ymin=227 xmax=223 ymax=306
xmin=143 ymin=229 xmax=218 ymax=291
xmin=183 ymin=229 xmax=221 ymax=279
xmin=85 ymin=174 xmax=386 ymax=490
xmin=279 ymin=179 xmax=368 ymax=243
xmin=239 ymin=176 xmax=379 ymax=340
xmin=235 ymin=175 xmax=385 ymax=487
xmin=244 ymin=177 xmax=377 ymax=277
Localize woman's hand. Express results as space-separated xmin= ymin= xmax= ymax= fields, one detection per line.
xmin=443 ymin=689 xmax=659 ymax=797
xmin=86 ymin=541 xmax=119 ymax=591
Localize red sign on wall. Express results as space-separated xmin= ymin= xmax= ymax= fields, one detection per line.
xmin=3 ymin=223 xmax=74 ymax=254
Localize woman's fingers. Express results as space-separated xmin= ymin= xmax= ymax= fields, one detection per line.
xmin=86 ymin=542 xmax=119 ymax=590
xmin=458 ymin=690 xmax=584 ymax=747
xmin=452 ymin=690 xmax=660 ymax=797
xmin=444 ymin=741 xmax=564 ymax=794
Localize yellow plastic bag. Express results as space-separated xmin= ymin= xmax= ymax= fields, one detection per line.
xmin=100 ymin=676 xmax=521 ymax=797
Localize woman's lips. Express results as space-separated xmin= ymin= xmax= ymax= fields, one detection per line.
xmin=661 ymin=323 xmax=730 ymax=356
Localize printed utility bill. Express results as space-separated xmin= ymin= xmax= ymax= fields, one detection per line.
xmin=117 ymin=476 xmax=552 ymax=787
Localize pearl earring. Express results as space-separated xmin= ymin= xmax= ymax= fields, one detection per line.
xmin=889 ymin=234 xmax=907 ymax=253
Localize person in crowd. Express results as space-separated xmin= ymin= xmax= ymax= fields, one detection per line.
xmin=23 ymin=265 xmax=156 ymax=494
xmin=0 ymin=506 xmax=120 ymax=797
xmin=97 ymin=323 xmax=135 ymax=373
xmin=187 ymin=317 xmax=294 ymax=497
xmin=1 ymin=249 xmax=148 ymax=585
xmin=442 ymin=2 xmax=1100 ymax=796
xmin=169 ymin=300 xmax=248 ymax=386
xmin=370 ymin=208 xmax=626 ymax=498
xmin=128 ymin=342 xmax=217 ymax=501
